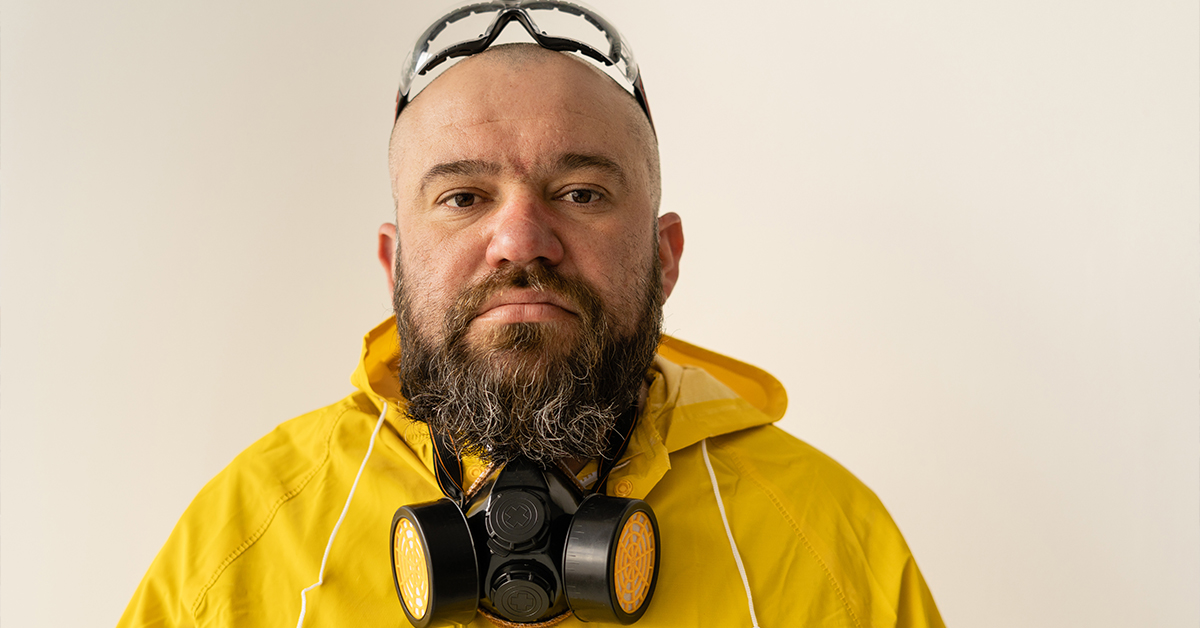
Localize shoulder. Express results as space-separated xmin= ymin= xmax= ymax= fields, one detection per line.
xmin=697 ymin=425 xmax=942 ymax=627
xmin=707 ymin=424 xmax=908 ymax=565
xmin=212 ymin=392 xmax=380 ymax=490
xmin=117 ymin=392 xmax=381 ymax=627
xmin=711 ymin=424 xmax=889 ymax=525
xmin=185 ymin=391 xmax=385 ymax=566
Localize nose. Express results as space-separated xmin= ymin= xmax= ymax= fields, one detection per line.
xmin=484 ymin=192 xmax=564 ymax=269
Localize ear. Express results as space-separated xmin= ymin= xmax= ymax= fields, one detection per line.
xmin=656 ymin=212 xmax=684 ymax=301
xmin=377 ymin=222 xmax=398 ymax=294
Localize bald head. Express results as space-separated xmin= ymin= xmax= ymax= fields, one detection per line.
xmin=388 ymin=43 xmax=660 ymax=212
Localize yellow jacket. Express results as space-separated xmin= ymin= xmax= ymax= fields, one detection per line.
xmin=119 ymin=319 xmax=944 ymax=628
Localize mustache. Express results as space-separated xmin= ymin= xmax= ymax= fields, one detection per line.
xmin=394 ymin=253 xmax=665 ymax=464
xmin=441 ymin=263 xmax=606 ymax=348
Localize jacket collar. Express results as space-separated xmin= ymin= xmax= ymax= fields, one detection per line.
xmin=350 ymin=318 xmax=788 ymax=498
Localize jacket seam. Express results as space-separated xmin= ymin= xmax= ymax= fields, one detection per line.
xmin=711 ymin=439 xmax=865 ymax=628
xmin=189 ymin=405 xmax=352 ymax=619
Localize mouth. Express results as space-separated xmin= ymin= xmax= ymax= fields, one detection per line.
xmin=473 ymin=289 xmax=579 ymax=325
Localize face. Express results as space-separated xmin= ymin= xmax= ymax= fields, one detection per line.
xmin=377 ymin=48 xmax=683 ymax=462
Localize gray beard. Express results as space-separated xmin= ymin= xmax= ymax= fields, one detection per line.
xmin=394 ymin=258 xmax=663 ymax=465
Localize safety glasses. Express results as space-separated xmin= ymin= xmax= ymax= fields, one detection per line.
xmin=394 ymin=0 xmax=652 ymax=129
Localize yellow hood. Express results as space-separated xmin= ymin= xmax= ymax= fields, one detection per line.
xmin=349 ymin=317 xmax=787 ymax=492
xmin=119 ymin=318 xmax=944 ymax=628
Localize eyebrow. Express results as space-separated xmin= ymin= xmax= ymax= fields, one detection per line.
xmin=419 ymin=159 xmax=502 ymax=196
xmin=557 ymin=153 xmax=627 ymax=187
xmin=418 ymin=153 xmax=628 ymax=196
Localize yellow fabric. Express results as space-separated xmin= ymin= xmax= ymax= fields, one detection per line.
xmin=119 ymin=318 xmax=944 ymax=628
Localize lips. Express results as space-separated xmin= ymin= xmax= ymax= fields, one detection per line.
xmin=474 ymin=288 xmax=578 ymax=323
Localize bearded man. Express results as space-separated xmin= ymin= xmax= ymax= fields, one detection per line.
xmin=119 ymin=4 xmax=944 ymax=628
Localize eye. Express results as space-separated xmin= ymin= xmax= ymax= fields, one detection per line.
xmin=444 ymin=192 xmax=478 ymax=208
xmin=561 ymin=189 xmax=602 ymax=204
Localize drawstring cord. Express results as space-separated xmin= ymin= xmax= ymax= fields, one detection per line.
xmin=295 ymin=401 xmax=389 ymax=628
xmin=702 ymin=439 xmax=761 ymax=628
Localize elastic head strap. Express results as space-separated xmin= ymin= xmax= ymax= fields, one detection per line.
xmin=428 ymin=402 xmax=640 ymax=501
xmin=593 ymin=403 xmax=639 ymax=494
xmin=430 ymin=426 xmax=465 ymax=503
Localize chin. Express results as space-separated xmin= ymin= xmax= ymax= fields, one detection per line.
xmin=469 ymin=320 xmax=579 ymax=360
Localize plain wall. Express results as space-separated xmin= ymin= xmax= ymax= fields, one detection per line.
xmin=2 ymin=1 xmax=1197 ymax=626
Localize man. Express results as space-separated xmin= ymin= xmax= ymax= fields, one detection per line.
xmin=119 ymin=4 xmax=943 ymax=627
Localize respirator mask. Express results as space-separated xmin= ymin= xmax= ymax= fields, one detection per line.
xmin=390 ymin=408 xmax=660 ymax=626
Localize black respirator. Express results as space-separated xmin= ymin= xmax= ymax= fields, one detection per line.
xmin=390 ymin=411 xmax=660 ymax=626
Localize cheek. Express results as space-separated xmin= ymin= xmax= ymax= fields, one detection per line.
xmin=577 ymin=228 xmax=656 ymax=321
xmin=397 ymin=229 xmax=487 ymax=329
xmin=396 ymin=241 xmax=452 ymax=324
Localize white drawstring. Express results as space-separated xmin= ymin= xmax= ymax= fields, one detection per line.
xmin=702 ymin=439 xmax=761 ymax=628
xmin=295 ymin=401 xmax=389 ymax=628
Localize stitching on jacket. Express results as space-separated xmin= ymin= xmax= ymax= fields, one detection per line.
xmin=189 ymin=405 xmax=352 ymax=618
xmin=710 ymin=439 xmax=865 ymax=628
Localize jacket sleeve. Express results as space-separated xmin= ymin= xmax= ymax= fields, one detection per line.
xmin=116 ymin=528 xmax=199 ymax=628
xmin=895 ymin=555 xmax=945 ymax=628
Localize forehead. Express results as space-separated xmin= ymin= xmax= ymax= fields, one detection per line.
xmin=391 ymin=51 xmax=646 ymax=181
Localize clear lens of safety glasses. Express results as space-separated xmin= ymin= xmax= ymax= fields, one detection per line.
xmin=394 ymin=0 xmax=652 ymax=128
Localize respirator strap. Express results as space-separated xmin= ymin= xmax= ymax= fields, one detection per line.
xmin=593 ymin=404 xmax=639 ymax=494
xmin=430 ymin=426 xmax=465 ymax=502
xmin=428 ymin=402 xmax=639 ymax=502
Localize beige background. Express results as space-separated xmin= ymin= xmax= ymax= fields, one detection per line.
xmin=3 ymin=1 xmax=1197 ymax=626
